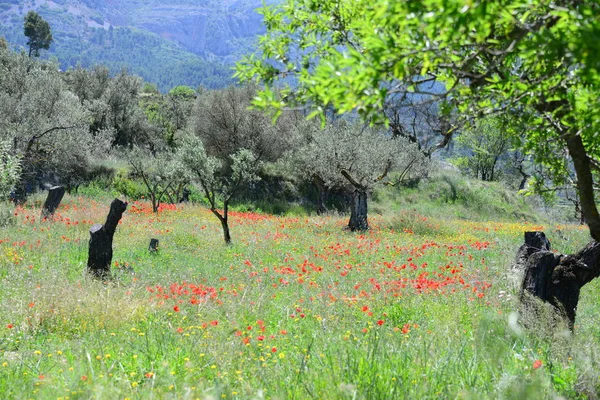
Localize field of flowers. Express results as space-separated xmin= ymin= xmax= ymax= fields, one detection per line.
xmin=1 ymin=195 xmax=599 ymax=399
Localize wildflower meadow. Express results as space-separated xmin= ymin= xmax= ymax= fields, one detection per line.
xmin=0 ymin=194 xmax=598 ymax=399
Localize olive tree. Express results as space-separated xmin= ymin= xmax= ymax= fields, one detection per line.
xmin=292 ymin=121 xmax=428 ymax=230
xmin=126 ymin=147 xmax=187 ymax=213
xmin=0 ymin=47 xmax=93 ymax=201
xmin=178 ymin=136 xmax=260 ymax=245
xmin=236 ymin=0 xmax=600 ymax=329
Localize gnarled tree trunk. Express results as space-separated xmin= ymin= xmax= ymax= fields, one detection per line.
xmin=87 ymin=199 xmax=127 ymax=279
xmin=313 ymin=175 xmax=329 ymax=215
xmin=348 ymin=189 xmax=368 ymax=231
xmin=517 ymin=231 xmax=600 ymax=330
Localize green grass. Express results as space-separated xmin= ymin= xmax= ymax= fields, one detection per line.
xmin=0 ymin=194 xmax=597 ymax=399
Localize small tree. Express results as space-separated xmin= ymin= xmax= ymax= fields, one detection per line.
xmin=179 ymin=136 xmax=260 ymax=245
xmin=126 ymin=147 xmax=185 ymax=213
xmin=24 ymin=11 xmax=53 ymax=58
xmin=453 ymin=117 xmax=511 ymax=182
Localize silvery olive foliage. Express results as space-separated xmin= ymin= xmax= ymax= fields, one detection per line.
xmin=0 ymin=47 xmax=95 ymax=189
xmin=0 ymin=141 xmax=21 ymax=201
xmin=178 ymin=135 xmax=261 ymax=204
xmin=64 ymin=65 xmax=160 ymax=149
xmin=291 ymin=121 xmax=429 ymax=191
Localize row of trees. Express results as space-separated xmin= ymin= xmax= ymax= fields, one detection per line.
xmin=0 ymin=37 xmax=432 ymax=244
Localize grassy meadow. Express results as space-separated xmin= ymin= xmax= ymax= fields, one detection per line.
xmin=1 ymin=190 xmax=600 ymax=399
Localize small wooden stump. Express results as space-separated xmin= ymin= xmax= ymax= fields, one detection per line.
xmin=87 ymin=199 xmax=127 ymax=279
xmin=41 ymin=186 xmax=65 ymax=219
xmin=149 ymin=238 xmax=159 ymax=252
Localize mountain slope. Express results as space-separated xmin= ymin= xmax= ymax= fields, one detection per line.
xmin=0 ymin=0 xmax=268 ymax=90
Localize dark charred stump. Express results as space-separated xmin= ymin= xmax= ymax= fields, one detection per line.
xmin=149 ymin=238 xmax=159 ymax=252
xmin=87 ymin=199 xmax=127 ymax=279
xmin=41 ymin=186 xmax=65 ymax=219
xmin=348 ymin=189 xmax=368 ymax=232
xmin=517 ymin=231 xmax=600 ymax=330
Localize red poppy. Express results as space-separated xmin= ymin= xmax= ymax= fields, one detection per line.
xmin=533 ymin=360 xmax=543 ymax=369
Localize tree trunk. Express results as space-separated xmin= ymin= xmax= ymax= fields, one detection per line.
xmin=566 ymin=135 xmax=600 ymax=241
xmin=348 ymin=189 xmax=368 ymax=231
xmin=219 ymin=217 xmax=232 ymax=245
xmin=87 ymin=199 xmax=128 ymax=279
xmin=313 ymin=175 xmax=328 ymax=215
xmin=517 ymin=231 xmax=600 ymax=330
xmin=41 ymin=185 xmax=65 ymax=219
xmin=211 ymin=202 xmax=232 ymax=245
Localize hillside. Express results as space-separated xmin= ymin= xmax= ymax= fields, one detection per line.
xmin=0 ymin=0 xmax=270 ymax=90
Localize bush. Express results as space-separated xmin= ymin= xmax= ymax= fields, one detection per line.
xmin=112 ymin=172 xmax=147 ymax=200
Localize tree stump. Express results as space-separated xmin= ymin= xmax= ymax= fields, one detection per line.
xmin=87 ymin=199 xmax=127 ymax=279
xmin=41 ymin=185 xmax=65 ymax=219
xmin=149 ymin=238 xmax=159 ymax=252
xmin=517 ymin=231 xmax=600 ymax=330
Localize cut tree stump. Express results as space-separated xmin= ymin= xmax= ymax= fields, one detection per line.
xmin=87 ymin=199 xmax=127 ymax=279
xmin=41 ymin=186 xmax=65 ymax=219
xmin=149 ymin=238 xmax=159 ymax=252
xmin=516 ymin=231 xmax=600 ymax=330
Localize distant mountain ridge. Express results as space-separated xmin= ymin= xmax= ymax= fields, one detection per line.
xmin=0 ymin=0 xmax=271 ymax=91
